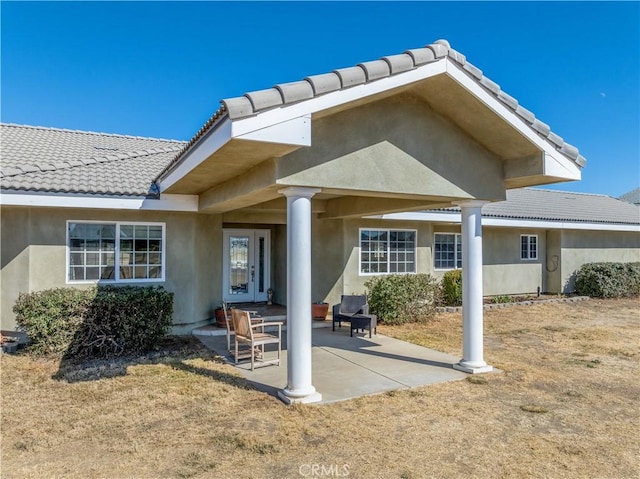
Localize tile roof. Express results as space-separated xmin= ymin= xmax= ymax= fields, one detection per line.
xmin=619 ymin=187 xmax=640 ymax=205
xmin=434 ymin=188 xmax=640 ymax=225
xmin=1 ymin=123 xmax=185 ymax=196
xmin=159 ymin=39 xmax=586 ymax=181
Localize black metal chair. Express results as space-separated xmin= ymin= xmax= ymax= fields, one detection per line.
xmin=332 ymin=295 xmax=377 ymax=338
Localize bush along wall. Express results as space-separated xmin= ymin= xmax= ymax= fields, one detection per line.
xmin=574 ymin=262 xmax=640 ymax=298
xmin=13 ymin=286 xmax=173 ymax=358
xmin=364 ymin=274 xmax=441 ymax=325
xmin=441 ymin=269 xmax=463 ymax=306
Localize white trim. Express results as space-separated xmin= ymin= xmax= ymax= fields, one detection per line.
xmin=433 ymin=232 xmax=462 ymax=271
xmin=520 ymin=234 xmax=538 ymax=261
xmin=376 ymin=212 xmax=640 ymax=232
xmin=66 ymin=220 xmax=166 ymax=284
xmin=1 ymin=192 xmax=198 ymax=211
xmin=237 ymin=114 xmax=311 ymax=146
xmin=358 ymin=227 xmax=417 ymax=276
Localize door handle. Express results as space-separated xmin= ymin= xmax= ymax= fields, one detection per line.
xmin=251 ymin=265 xmax=255 ymax=282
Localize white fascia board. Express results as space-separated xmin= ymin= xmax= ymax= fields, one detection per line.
xmin=159 ymin=118 xmax=232 ymax=193
xmin=231 ymin=61 xmax=448 ymax=137
xmin=234 ymin=114 xmax=311 ymax=146
xmin=482 ymin=218 xmax=639 ymax=232
xmin=375 ymin=212 xmax=462 ymax=222
xmin=543 ymin=152 xmax=581 ymax=181
xmin=445 ymin=62 xmax=582 ymax=179
xmin=377 ymin=212 xmax=639 ymax=232
xmin=0 ymin=192 xmax=199 ymax=212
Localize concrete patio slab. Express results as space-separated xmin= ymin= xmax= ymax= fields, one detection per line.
xmin=195 ymin=326 xmax=469 ymax=404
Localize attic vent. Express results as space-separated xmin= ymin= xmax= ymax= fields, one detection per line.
xmin=93 ymin=145 xmax=119 ymax=151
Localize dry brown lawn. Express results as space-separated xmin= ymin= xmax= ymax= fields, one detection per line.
xmin=2 ymin=298 xmax=639 ymax=479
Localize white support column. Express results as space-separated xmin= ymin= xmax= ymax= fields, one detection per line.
xmin=277 ymin=187 xmax=322 ymax=404
xmin=453 ymin=200 xmax=493 ymax=374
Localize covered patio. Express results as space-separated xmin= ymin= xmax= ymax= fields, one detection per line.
xmin=195 ymin=326 xmax=469 ymax=404
xmin=156 ymin=40 xmax=584 ymax=404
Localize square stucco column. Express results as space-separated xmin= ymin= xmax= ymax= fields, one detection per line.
xmin=277 ymin=187 xmax=322 ymax=404
xmin=453 ymin=200 xmax=493 ymax=374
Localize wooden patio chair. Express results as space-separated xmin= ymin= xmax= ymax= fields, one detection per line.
xmin=222 ymin=301 xmax=263 ymax=358
xmin=231 ymin=308 xmax=282 ymax=370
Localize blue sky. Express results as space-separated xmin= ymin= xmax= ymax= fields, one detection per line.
xmin=2 ymin=1 xmax=638 ymax=197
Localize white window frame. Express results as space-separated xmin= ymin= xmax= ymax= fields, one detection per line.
xmin=433 ymin=232 xmax=462 ymax=271
xmin=520 ymin=234 xmax=538 ymax=261
xmin=66 ymin=220 xmax=166 ymax=284
xmin=359 ymin=228 xmax=417 ymax=276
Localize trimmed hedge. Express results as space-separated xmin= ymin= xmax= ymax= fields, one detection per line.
xmin=574 ymin=262 xmax=640 ymax=298
xmin=364 ymin=274 xmax=441 ymax=325
xmin=441 ymin=269 xmax=463 ymax=306
xmin=13 ymin=286 xmax=173 ymax=358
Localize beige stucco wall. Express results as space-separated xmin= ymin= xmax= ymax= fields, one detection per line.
xmin=545 ymin=230 xmax=563 ymax=293
xmin=559 ymin=230 xmax=640 ymax=292
xmin=482 ymin=228 xmax=546 ymax=295
xmin=0 ymin=206 xmax=223 ymax=333
xmin=276 ymin=93 xmax=506 ymax=203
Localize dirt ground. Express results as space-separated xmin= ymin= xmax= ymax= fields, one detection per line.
xmin=1 ymin=298 xmax=638 ymax=478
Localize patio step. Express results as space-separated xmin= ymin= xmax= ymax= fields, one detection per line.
xmin=192 ymin=317 xmax=331 ymax=337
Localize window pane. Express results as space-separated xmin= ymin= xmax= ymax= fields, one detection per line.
xmin=134 ymin=225 xmax=148 ymax=237
xmin=68 ymin=223 xmax=117 ymax=282
xmin=134 ymin=239 xmax=148 ymax=251
xmin=101 ymin=266 xmax=116 ymax=280
xmin=148 ymin=226 xmax=162 ymax=239
xmin=120 ymin=225 xmax=134 ymax=238
xmin=120 ymin=266 xmax=133 ymax=279
xmin=120 ymin=239 xmax=133 ymax=252
xmin=134 ymin=266 xmax=148 ymax=279
xmin=86 ymin=267 xmax=100 ymax=280
xmin=72 ymin=267 xmax=84 ymax=280
xmin=149 ymin=266 xmax=162 ymax=279
xmin=101 ymin=225 xmax=115 ymax=239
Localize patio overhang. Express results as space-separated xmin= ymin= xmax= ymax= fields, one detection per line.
xmin=156 ymin=56 xmax=583 ymax=213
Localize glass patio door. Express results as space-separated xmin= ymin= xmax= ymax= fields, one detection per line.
xmin=222 ymin=229 xmax=270 ymax=303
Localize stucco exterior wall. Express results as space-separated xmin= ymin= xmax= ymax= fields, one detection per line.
xmin=545 ymin=230 xmax=562 ymax=293
xmin=1 ymin=207 xmax=30 ymax=329
xmin=559 ymin=230 xmax=640 ymax=292
xmin=0 ymin=206 xmax=223 ymax=333
xmin=276 ymin=94 xmax=506 ymax=202
xmin=482 ymin=228 xmax=545 ymax=295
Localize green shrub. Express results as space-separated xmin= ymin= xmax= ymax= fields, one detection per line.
xmin=364 ymin=274 xmax=440 ymax=325
xmin=13 ymin=286 xmax=173 ymax=358
xmin=491 ymin=295 xmax=513 ymax=304
xmin=574 ymin=262 xmax=640 ymax=298
xmin=441 ymin=269 xmax=463 ymax=306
